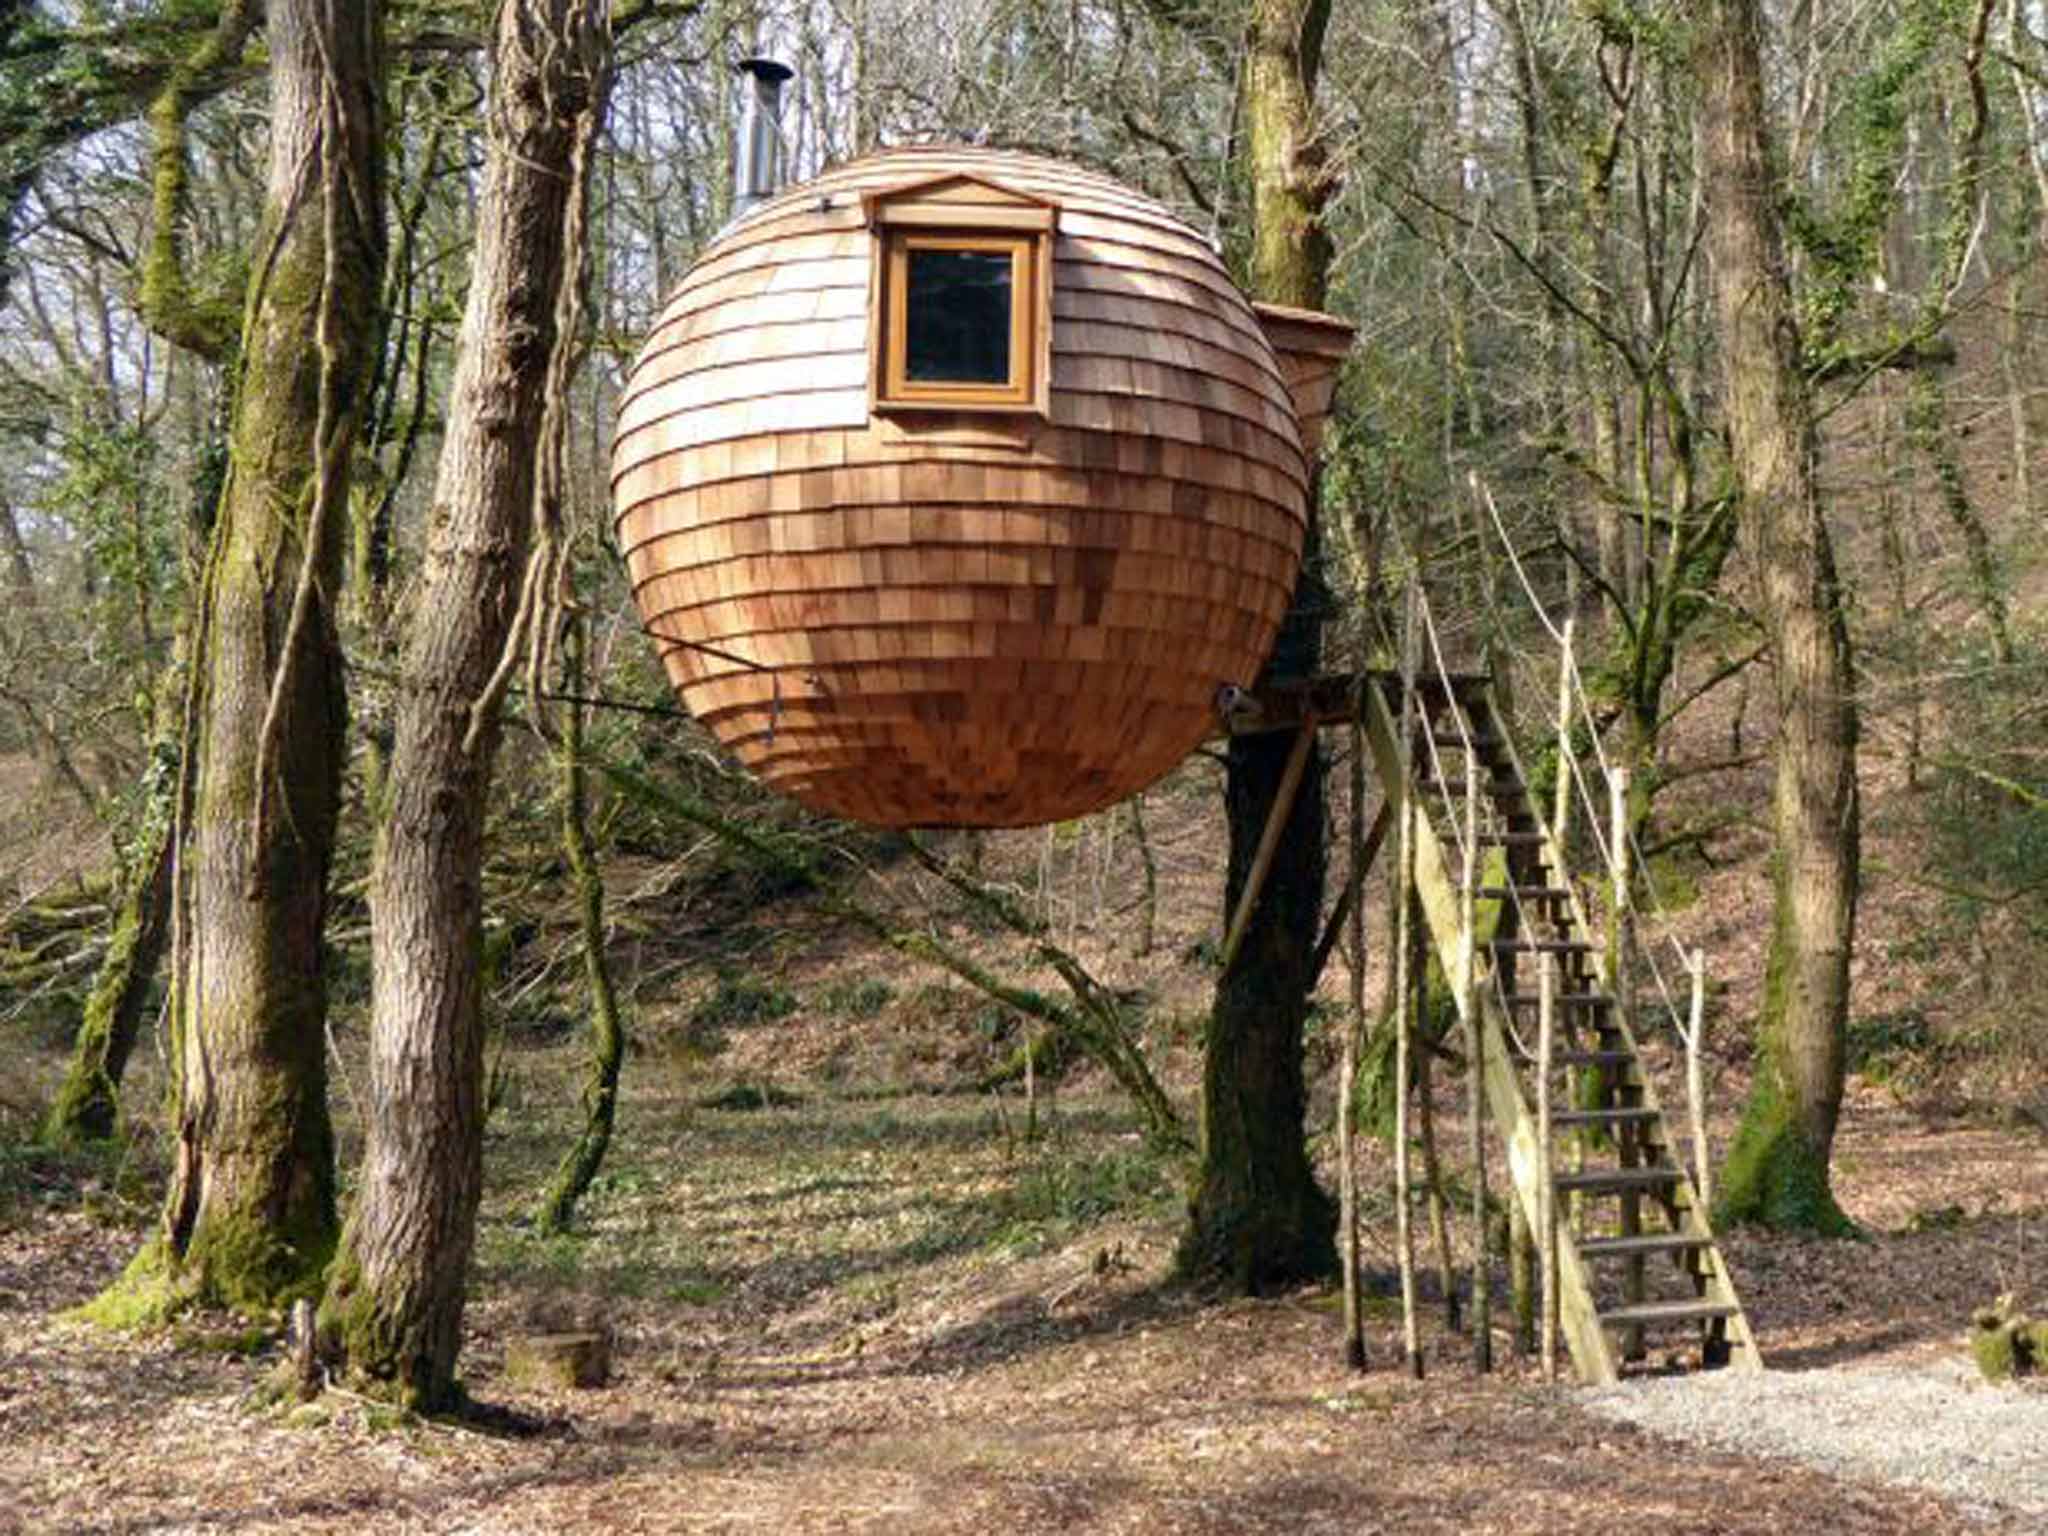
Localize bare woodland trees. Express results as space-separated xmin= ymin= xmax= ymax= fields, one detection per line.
xmin=94 ymin=0 xmax=385 ymax=1316
xmin=1697 ymin=0 xmax=1860 ymax=1231
xmin=322 ymin=0 xmax=611 ymax=1407
xmin=0 ymin=0 xmax=2042 ymax=1411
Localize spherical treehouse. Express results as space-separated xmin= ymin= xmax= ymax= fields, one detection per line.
xmin=612 ymin=146 xmax=1353 ymax=828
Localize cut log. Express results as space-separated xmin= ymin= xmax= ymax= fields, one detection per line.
xmin=505 ymin=1330 xmax=611 ymax=1390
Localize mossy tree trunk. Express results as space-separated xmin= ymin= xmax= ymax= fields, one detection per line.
xmin=1178 ymin=0 xmax=1338 ymax=1292
xmin=1697 ymin=0 xmax=1859 ymax=1235
xmin=92 ymin=0 xmax=386 ymax=1323
xmin=47 ymin=395 xmax=228 ymax=1148
xmin=322 ymin=0 xmax=609 ymax=1409
xmin=43 ymin=767 xmax=174 ymax=1144
xmin=536 ymin=609 xmax=627 ymax=1236
xmin=41 ymin=0 xmax=247 ymax=1150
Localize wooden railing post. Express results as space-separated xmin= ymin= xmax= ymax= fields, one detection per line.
xmin=1338 ymin=706 xmax=1368 ymax=1372
xmin=1552 ymin=615 xmax=1575 ymax=845
xmin=1688 ymin=946 xmax=1711 ymax=1214
xmin=1461 ymin=761 xmax=1490 ymax=1372
xmin=1606 ymin=765 xmax=1644 ymax=1359
xmin=1538 ymin=949 xmax=1559 ymax=1383
xmin=1394 ymin=577 xmax=1423 ymax=1379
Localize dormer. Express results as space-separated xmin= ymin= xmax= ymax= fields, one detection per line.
xmin=861 ymin=175 xmax=1060 ymax=416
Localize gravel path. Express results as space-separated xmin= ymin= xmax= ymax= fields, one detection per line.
xmin=1582 ymin=1361 xmax=2048 ymax=1529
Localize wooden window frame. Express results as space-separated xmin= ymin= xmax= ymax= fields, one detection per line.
xmin=866 ymin=189 xmax=1055 ymax=417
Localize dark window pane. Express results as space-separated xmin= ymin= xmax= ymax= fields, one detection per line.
xmin=904 ymin=248 xmax=1013 ymax=385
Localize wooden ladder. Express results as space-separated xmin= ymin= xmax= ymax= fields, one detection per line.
xmin=1358 ymin=669 xmax=1762 ymax=1384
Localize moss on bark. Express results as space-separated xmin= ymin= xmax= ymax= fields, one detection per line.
xmin=1716 ymin=1074 xmax=1855 ymax=1234
xmin=1714 ymin=900 xmax=1856 ymax=1235
xmin=78 ymin=1188 xmax=335 ymax=1330
xmin=319 ymin=1248 xmax=450 ymax=1412
xmin=44 ymin=798 xmax=172 ymax=1145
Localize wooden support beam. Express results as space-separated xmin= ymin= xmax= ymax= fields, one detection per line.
xmin=1308 ymin=800 xmax=1391 ymax=989
xmin=1217 ymin=723 xmax=1315 ymax=974
xmin=1216 ymin=674 xmax=1367 ymax=737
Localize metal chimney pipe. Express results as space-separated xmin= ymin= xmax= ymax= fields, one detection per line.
xmin=733 ymin=57 xmax=795 ymax=216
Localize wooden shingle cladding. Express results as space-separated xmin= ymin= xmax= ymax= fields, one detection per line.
xmin=1251 ymin=302 xmax=1357 ymax=458
xmin=612 ymin=146 xmax=1341 ymax=829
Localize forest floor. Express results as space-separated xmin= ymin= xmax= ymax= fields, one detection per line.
xmin=1 ymin=1055 xmax=2044 ymax=1534
xmin=3 ymin=690 xmax=2047 ymax=1533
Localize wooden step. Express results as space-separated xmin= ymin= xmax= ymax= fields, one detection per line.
xmin=1598 ymin=1298 xmax=1738 ymax=1328
xmin=1420 ymin=670 xmax=1494 ymax=697
xmin=1429 ymin=731 xmax=1503 ymax=752
xmin=1553 ymin=1166 xmax=1684 ymax=1195
xmin=1475 ymin=884 xmax=1572 ymax=901
xmin=1387 ymin=672 xmax=1493 ymax=705
xmin=1505 ymin=991 xmax=1613 ymax=1010
xmin=1490 ymin=937 xmax=1594 ymax=955
xmin=1551 ymin=1106 xmax=1660 ymax=1128
xmin=1551 ymin=1049 xmax=1634 ymax=1070
xmin=1479 ymin=831 xmax=1550 ymax=847
xmin=1436 ymin=673 xmax=1493 ymax=700
xmin=1579 ymin=1233 xmax=1711 ymax=1260
xmin=1427 ymin=777 xmax=1529 ymax=799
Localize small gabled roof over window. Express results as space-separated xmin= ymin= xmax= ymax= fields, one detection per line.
xmin=865 ymin=175 xmax=1059 ymax=415
xmin=860 ymin=173 xmax=1061 ymax=232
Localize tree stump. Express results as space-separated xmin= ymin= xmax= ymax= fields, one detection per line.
xmin=505 ymin=1330 xmax=611 ymax=1390
xmin=1970 ymin=1294 xmax=2048 ymax=1383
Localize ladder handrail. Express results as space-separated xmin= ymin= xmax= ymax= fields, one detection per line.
xmin=1469 ymin=478 xmax=1714 ymax=1064
xmin=1472 ymin=685 xmax=1763 ymax=1374
xmin=1365 ymin=522 xmax=1762 ymax=1382
xmin=1359 ymin=675 xmax=1622 ymax=1385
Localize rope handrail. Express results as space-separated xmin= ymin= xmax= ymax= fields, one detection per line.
xmin=1471 ymin=478 xmax=1705 ymax=1056
xmin=1400 ymin=568 xmax=1551 ymax=1062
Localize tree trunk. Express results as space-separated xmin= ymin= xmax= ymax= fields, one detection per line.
xmin=47 ymin=392 xmax=227 ymax=1147
xmin=0 ymin=498 xmax=32 ymax=597
xmin=87 ymin=0 xmax=386 ymax=1323
xmin=322 ymin=0 xmax=608 ymax=1408
xmin=1904 ymin=370 xmax=2013 ymax=667
xmin=43 ymin=776 xmax=173 ymax=1144
xmin=1177 ymin=0 xmax=1338 ymax=1292
xmin=1697 ymin=0 xmax=1859 ymax=1234
xmin=536 ymin=609 xmax=627 ymax=1235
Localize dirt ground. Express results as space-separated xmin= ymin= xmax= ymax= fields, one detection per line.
xmin=2 ymin=1059 xmax=2042 ymax=1536
xmin=4 ymin=722 xmax=2045 ymax=1534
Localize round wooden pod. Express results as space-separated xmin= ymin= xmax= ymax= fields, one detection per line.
xmin=613 ymin=147 xmax=1314 ymax=828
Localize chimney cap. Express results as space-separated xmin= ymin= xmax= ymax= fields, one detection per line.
xmin=737 ymin=56 xmax=795 ymax=83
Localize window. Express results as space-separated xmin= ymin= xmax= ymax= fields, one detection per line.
xmin=865 ymin=176 xmax=1056 ymax=415
xmin=883 ymin=234 xmax=1034 ymax=405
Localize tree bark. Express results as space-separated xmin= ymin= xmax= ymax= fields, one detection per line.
xmin=1697 ymin=0 xmax=1859 ymax=1234
xmin=86 ymin=0 xmax=385 ymax=1323
xmin=535 ymin=609 xmax=627 ymax=1235
xmin=0 ymin=498 xmax=31 ymax=597
xmin=47 ymin=387 xmax=228 ymax=1148
xmin=1177 ymin=0 xmax=1338 ymax=1292
xmin=322 ymin=0 xmax=608 ymax=1408
xmin=43 ymin=768 xmax=173 ymax=1144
